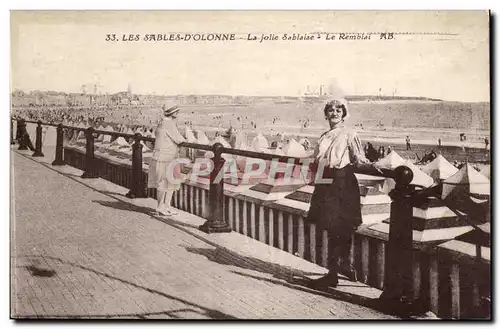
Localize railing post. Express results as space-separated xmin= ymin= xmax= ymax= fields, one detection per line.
xmin=81 ymin=127 xmax=99 ymax=178
xmin=126 ymin=133 xmax=147 ymax=198
xmin=17 ymin=119 xmax=29 ymax=150
xmin=32 ymin=120 xmax=44 ymax=157
xmin=379 ymin=165 xmax=420 ymax=316
xmin=199 ymin=143 xmax=231 ymax=233
xmin=52 ymin=124 xmax=65 ymax=165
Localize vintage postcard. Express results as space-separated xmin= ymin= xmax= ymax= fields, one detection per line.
xmin=10 ymin=10 xmax=491 ymax=320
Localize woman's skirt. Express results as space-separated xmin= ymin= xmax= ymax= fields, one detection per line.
xmin=147 ymin=156 xmax=184 ymax=191
xmin=306 ymin=165 xmax=362 ymax=235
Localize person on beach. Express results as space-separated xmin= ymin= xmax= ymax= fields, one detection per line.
xmin=307 ymin=98 xmax=380 ymax=290
xmin=365 ymin=142 xmax=379 ymax=162
xmin=406 ymin=136 xmax=411 ymax=150
xmin=377 ymin=146 xmax=385 ymax=159
xmin=147 ymin=104 xmax=186 ymax=217
xmin=438 ymin=138 xmax=442 ymax=147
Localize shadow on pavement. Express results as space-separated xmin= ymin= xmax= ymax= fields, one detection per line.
xmin=24 ymin=265 xmax=56 ymax=278
xmin=92 ymin=199 xmax=201 ymax=230
xmin=229 ymin=270 xmax=389 ymax=316
xmin=183 ymin=246 xmax=397 ymax=318
xmin=183 ymin=245 xmax=321 ymax=281
xmin=18 ymin=255 xmax=237 ymax=320
xmin=92 ymin=200 xmax=156 ymax=216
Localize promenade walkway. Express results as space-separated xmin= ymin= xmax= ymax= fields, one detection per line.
xmin=10 ymin=147 xmax=397 ymax=319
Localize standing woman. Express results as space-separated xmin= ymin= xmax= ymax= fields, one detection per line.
xmin=148 ymin=104 xmax=186 ymax=216
xmin=307 ymin=98 xmax=378 ymax=289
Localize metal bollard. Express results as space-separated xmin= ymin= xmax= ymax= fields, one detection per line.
xmin=126 ymin=133 xmax=147 ymax=198
xmin=52 ymin=124 xmax=65 ymax=166
xmin=379 ymin=165 xmax=420 ymax=316
xmin=32 ymin=121 xmax=44 ymax=157
xmin=199 ymin=143 xmax=231 ymax=233
xmin=81 ymin=127 xmax=99 ymax=178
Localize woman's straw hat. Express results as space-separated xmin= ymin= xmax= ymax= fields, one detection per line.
xmin=162 ymin=103 xmax=180 ymax=117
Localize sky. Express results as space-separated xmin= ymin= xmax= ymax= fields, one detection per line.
xmin=10 ymin=10 xmax=490 ymax=101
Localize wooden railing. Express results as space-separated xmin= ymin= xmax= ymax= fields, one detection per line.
xmin=12 ymin=117 xmax=490 ymax=319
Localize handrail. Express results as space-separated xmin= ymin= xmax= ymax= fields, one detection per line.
xmin=14 ymin=118 xmax=394 ymax=179
xmin=22 ymin=119 xmax=60 ymax=127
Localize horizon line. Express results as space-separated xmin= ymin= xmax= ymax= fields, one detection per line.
xmin=10 ymin=88 xmax=491 ymax=103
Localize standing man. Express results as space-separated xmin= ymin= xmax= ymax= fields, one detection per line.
xmin=406 ymin=136 xmax=411 ymax=150
xmin=438 ymin=138 xmax=442 ymax=147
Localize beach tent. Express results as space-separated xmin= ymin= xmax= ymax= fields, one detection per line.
xmin=480 ymin=165 xmax=490 ymax=180
xmin=193 ymin=130 xmax=210 ymax=160
xmin=183 ymin=126 xmax=197 ymax=161
xmin=233 ymin=131 xmax=248 ymax=150
xmin=195 ymin=130 xmax=210 ymax=145
xmin=125 ymin=127 xmax=135 ymax=144
xmin=102 ymin=125 xmax=114 ymax=143
xmin=438 ymin=223 xmax=490 ymax=267
xmin=96 ymin=125 xmax=106 ymax=142
xmin=76 ymin=122 xmax=87 ymax=140
xmin=211 ymin=136 xmax=231 ymax=148
xmin=135 ymin=127 xmax=145 ymax=135
xmin=380 ymin=159 xmax=434 ymax=193
xmin=266 ymin=147 xmax=306 ymax=181
xmin=283 ymin=138 xmax=308 ymax=158
xmin=280 ymin=139 xmax=312 ymax=180
xmin=43 ymin=126 xmax=57 ymax=147
xmin=374 ymin=151 xmax=406 ymax=170
xmin=140 ymin=140 xmax=152 ymax=153
xmin=298 ymin=137 xmax=312 ymax=151
xmin=442 ymin=164 xmax=490 ymax=225
xmin=68 ymin=122 xmax=85 ymax=143
xmin=184 ymin=126 xmax=197 ymax=143
xmin=26 ymin=122 xmax=37 ymax=141
xmin=421 ymin=154 xmax=459 ymax=181
xmin=110 ymin=136 xmax=130 ymax=150
xmin=235 ymin=143 xmax=253 ymax=173
xmin=144 ymin=129 xmax=155 ymax=151
xmin=250 ymin=133 xmax=269 ymax=152
xmin=404 ymin=160 xmax=434 ymax=188
xmin=209 ymin=136 xmax=237 ymax=164
xmin=232 ymin=132 xmax=251 ymax=173
xmin=442 ymin=163 xmax=490 ymax=200
xmin=273 ymin=147 xmax=285 ymax=156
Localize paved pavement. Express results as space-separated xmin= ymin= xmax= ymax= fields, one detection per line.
xmin=10 ymin=148 xmax=397 ymax=319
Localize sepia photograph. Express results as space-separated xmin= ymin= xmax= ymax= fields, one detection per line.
xmin=9 ymin=10 xmax=491 ymax=320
